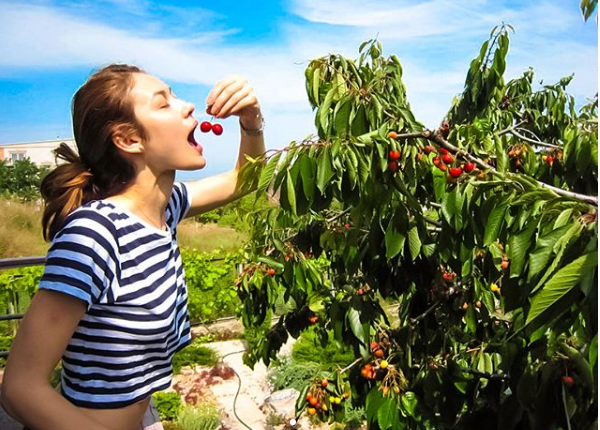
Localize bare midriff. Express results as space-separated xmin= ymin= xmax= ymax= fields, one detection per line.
xmin=80 ymin=397 xmax=151 ymax=430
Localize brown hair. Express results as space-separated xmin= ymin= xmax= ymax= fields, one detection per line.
xmin=41 ymin=64 xmax=148 ymax=241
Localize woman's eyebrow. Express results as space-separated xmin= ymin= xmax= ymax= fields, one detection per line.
xmin=151 ymin=87 xmax=174 ymax=99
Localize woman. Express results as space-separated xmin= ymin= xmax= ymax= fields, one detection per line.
xmin=0 ymin=64 xmax=265 ymax=430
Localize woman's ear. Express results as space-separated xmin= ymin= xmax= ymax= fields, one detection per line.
xmin=112 ymin=125 xmax=144 ymax=154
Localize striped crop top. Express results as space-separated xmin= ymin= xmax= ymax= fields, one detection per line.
xmin=38 ymin=182 xmax=192 ymax=409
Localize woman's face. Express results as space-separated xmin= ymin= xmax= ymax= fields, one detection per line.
xmin=129 ymin=73 xmax=205 ymax=172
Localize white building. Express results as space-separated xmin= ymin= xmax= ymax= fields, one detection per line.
xmin=0 ymin=139 xmax=77 ymax=168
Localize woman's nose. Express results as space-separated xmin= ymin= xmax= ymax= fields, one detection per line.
xmin=183 ymin=101 xmax=195 ymax=117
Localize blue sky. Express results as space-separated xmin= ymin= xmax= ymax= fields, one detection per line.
xmin=0 ymin=0 xmax=597 ymax=180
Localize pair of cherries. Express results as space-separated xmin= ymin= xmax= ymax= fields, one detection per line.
xmin=200 ymin=121 xmax=223 ymax=136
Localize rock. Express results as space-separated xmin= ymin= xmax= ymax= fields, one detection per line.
xmin=263 ymin=388 xmax=300 ymax=419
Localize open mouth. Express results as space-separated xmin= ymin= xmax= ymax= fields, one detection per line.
xmin=188 ymin=128 xmax=198 ymax=147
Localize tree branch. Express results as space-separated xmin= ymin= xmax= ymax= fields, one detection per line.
xmin=410 ymin=301 xmax=441 ymax=325
xmin=420 ymin=130 xmax=597 ymax=206
xmin=509 ymin=129 xmax=561 ymax=149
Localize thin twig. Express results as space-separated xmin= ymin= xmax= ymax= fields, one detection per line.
xmin=497 ymin=119 xmax=528 ymax=136
xmin=509 ymin=129 xmax=561 ymax=149
xmin=340 ymin=358 xmax=363 ymax=374
xmin=326 ymin=208 xmax=352 ymax=223
xmin=410 ymin=301 xmax=441 ymax=325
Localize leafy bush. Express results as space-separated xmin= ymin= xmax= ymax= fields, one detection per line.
xmin=175 ymin=403 xmax=220 ymax=430
xmin=172 ymin=343 xmax=218 ymax=374
xmin=181 ymin=249 xmax=241 ymax=323
xmin=269 ymin=356 xmax=322 ymax=392
xmin=292 ymin=328 xmax=355 ymax=370
xmin=153 ymin=392 xmax=183 ymax=421
xmin=0 ymin=158 xmax=49 ymax=201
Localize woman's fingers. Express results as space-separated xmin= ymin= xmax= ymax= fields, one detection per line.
xmin=206 ymin=76 xmax=259 ymax=119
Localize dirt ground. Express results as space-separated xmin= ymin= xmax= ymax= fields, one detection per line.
xmin=175 ymin=322 xmax=334 ymax=430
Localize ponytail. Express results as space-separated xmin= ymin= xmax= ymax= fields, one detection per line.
xmin=41 ymin=143 xmax=97 ymax=241
xmin=41 ymin=64 xmax=144 ymax=241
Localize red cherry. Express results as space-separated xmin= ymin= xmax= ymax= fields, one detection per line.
xmin=389 ymin=150 xmax=401 ymax=160
xmin=463 ymin=162 xmax=476 ymax=173
xmin=562 ymin=375 xmax=574 ymax=387
xmin=442 ymin=153 xmax=454 ymax=164
xmin=423 ymin=145 xmax=436 ymax=154
xmin=200 ymin=121 xmax=212 ymax=133
xmin=388 ymin=161 xmax=398 ymax=172
xmin=449 ymin=167 xmax=462 ymax=178
xmin=546 ymin=155 xmax=554 ymax=166
xmin=267 ymin=268 xmax=276 ymax=276
xmin=321 ymin=379 xmax=328 ymax=388
xmin=357 ymin=288 xmax=364 ymax=295
xmin=439 ymin=148 xmax=449 ymax=156
xmin=212 ymin=123 xmax=223 ymax=135
xmin=432 ymin=156 xmax=441 ymax=166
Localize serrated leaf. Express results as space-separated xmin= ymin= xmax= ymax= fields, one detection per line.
xmin=408 ymin=226 xmax=421 ymax=261
xmin=508 ymin=221 xmax=537 ymax=278
xmin=334 ymin=98 xmax=352 ymax=137
xmin=286 ymin=171 xmax=297 ymax=215
xmin=319 ymin=87 xmax=336 ymax=133
xmin=312 ymin=66 xmax=321 ymax=105
xmin=526 ymin=251 xmax=598 ymax=326
xmin=484 ymin=204 xmax=507 ymax=246
xmin=300 ymin=155 xmax=316 ymax=203
xmin=346 ymin=307 xmax=367 ymax=347
xmin=385 ymin=220 xmax=405 ymax=260
xmin=366 ymin=388 xmax=385 ymax=424
xmin=377 ymin=397 xmax=399 ymax=430
xmin=256 ymin=152 xmax=281 ymax=196
xmin=316 ymin=148 xmax=334 ymax=194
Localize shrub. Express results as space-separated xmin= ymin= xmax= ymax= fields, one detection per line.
xmin=175 ymin=403 xmax=220 ymax=430
xmin=291 ymin=328 xmax=354 ymax=370
xmin=172 ymin=343 xmax=218 ymax=374
xmin=153 ymin=392 xmax=183 ymax=421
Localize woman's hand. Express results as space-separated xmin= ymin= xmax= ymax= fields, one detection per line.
xmin=205 ymin=75 xmax=262 ymax=130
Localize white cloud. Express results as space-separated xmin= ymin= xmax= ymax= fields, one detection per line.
xmin=0 ymin=0 xmax=596 ymax=154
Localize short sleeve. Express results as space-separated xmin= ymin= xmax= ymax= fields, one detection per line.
xmin=38 ymin=208 xmax=119 ymax=310
xmin=166 ymin=182 xmax=192 ymax=228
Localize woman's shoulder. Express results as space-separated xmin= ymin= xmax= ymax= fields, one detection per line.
xmin=56 ymin=200 xmax=120 ymax=241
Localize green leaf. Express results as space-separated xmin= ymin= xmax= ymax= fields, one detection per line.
xmin=319 ymin=87 xmax=336 ymax=133
xmin=300 ymin=155 xmax=316 ymax=203
xmin=508 ymin=221 xmax=537 ymax=278
xmin=526 ymin=251 xmax=598 ymax=326
xmin=589 ymin=334 xmax=598 ymax=368
xmin=257 ymin=256 xmax=284 ymax=270
xmin=286 ymin=172 xmax=297 ymax=215
xmin=334 ymin=98 xmax=352 ymax=136
xmin=346 ymin=307 xmax=367 ymax=348
xmin=408 ymin=226 xmax=421 ymax=261
xmin=484 ymin=204 xmax=507 ymax=246
xmin=377 ymin=397 xmax=400 ymax=430
xmin=312 ymin=66 xmax=321 ymax=105
xmin=400 ymin=392 xmax=418 ymax=418
xmin=366 ymin=387 xmax=385 ymax=424
xmin=316 ymin=148 xmax=334 ymax=194
xmin=257 ymin=152 xmax=281 ymax=196
xmin=385 ymin=220 xmax=405 ymax=260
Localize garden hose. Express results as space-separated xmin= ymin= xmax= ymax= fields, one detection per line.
xmin=220 ymin=350 xmax=255 ymax=430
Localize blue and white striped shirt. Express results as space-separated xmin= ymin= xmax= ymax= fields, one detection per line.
xmin=38 ymin=182 xmax=192 ymax=409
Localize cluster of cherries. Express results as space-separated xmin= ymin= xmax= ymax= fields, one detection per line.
xmin=200 ymin=120 xmax=223 ymax=136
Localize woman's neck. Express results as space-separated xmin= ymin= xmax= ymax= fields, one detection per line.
xmin=107 ymin=169 xmax=175 ymax=230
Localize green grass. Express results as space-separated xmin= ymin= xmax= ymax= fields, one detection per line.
xmin=174 ymin=220 xmax=248 ymax=253
xmin=0 ymin=198 xmax=248 ymax=259
xmin=0 ymin=198 xmax=48 ymax=258
xmin=175 ymin=403 xmax=220 ymax=430
xmin=172 ymin=342 xmax=218 ymax=374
